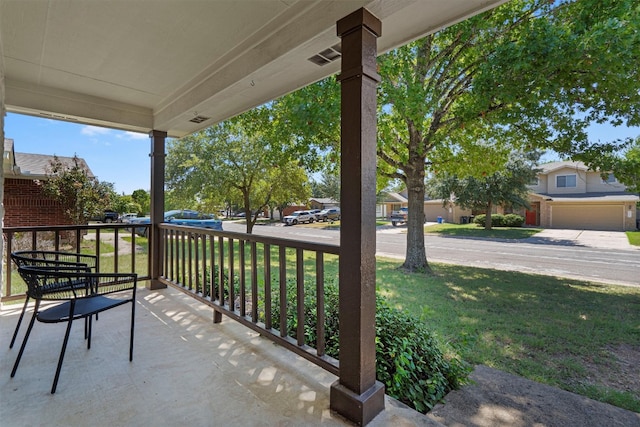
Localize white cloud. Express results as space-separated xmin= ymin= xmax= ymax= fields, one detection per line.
xmin=124 ymin=131 xmax=148 ymax=140
xmin=81 ymin=125 xmax=111 ymax=136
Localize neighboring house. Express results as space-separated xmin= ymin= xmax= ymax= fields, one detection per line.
xmin=377 ymin=191 xmax=472 ymax=223
xmin=3 ymin=138 xmax=94 ymax=227
xmin=381 ymin=160 xmax=638 ymax=230
xmin=524 ymin=161 xmax=638 ymax=231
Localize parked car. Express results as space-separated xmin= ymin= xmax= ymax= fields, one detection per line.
xmin=91 ymin=210 xmax=119 ymax=223
xmin=128 ymin=209 xmax=222 ymax=236
xmin=119 ymin=213 xmax=138 ymax=223
xmin=318 ymin=208 xmax=341 ymax=221
xmin=308 ymin=209 xmax=322 ymax=220
xmin=283 ymin=210 xmax=315 ymax=226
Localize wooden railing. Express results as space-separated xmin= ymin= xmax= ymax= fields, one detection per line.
xmin=3 ymin=222 xmax=340 ymax=374
xmin=2 ymin=224 xmax=150 ymax=302
xmin=158 ymin=223 xmax=341 ymax=375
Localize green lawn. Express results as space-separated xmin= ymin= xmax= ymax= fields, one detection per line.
xmin=626 ymin=230 xmax=640 ymax=246
xmin=374 ymin=258 xmax=640 ymax=412
xmin=423 ymin=222 xmax=543 ymax=239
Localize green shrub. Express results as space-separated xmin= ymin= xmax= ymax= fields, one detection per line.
xmin=473 ymin=214 xmax=487 ymax=226
xmin=473 ymin=213 xmax=524 ymax=227
xmin=272 ymin=279 xmax=470 ymax=413
xmin=375 ymin=298 xmax=470 ymax=412
xmin=503 ymin=213 xmax=524 ymax=227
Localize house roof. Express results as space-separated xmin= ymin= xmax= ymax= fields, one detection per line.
xmin=381 ymin=192 xmax=408 ymax=203
xmin=1 ymin=1 xmax=508 ymax=137
xmin=3 ymin=138 xmax=93 ymax=179
xmin=537 ymin=160 xmax=589 ymax=174
xmin=310 ymin=197 xmax=338 ymax=205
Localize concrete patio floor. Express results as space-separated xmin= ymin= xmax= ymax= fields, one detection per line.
xmin=0 ymin=286 xmax=440 ymax=427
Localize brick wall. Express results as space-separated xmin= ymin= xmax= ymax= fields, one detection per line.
xmin=3 ymin=178 xmax=74 ymax=227
xmin=282 ymin=205 xmax=308 ymax=217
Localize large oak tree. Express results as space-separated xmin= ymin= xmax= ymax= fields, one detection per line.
xmin=376 ymin=0 xmax=640 ymax=271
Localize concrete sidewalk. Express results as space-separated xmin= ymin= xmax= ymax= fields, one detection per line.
xmin=525 ymin=229 xmax=635 ymax=250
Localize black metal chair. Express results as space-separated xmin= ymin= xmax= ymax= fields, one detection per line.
xmin=11 ymin=266 xmax=137 ymax=394
xmin=9 ymin=251 xmax=98 ymax=349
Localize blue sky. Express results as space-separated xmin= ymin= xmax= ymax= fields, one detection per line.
xmin=5 ymin=112 xmax=640 ymax=195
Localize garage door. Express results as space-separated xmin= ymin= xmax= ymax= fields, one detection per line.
xmin=424 ymin=205 xmax=449 ymax=222
xmin=551 ymin=204 xmax=623 ymax=231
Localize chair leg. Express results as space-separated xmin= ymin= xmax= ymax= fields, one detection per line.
xmin=87 ymin=315 xmax=93 ymax=350
xmin=11 ymin=304 xmax=38 ymax=378
xmin=129 ymin=301 xmax=136 ymax=361
xmin=51 ymin=316 xmax=74 ymax=394
xmin=9 ymin=296 xmax=30 ymax=349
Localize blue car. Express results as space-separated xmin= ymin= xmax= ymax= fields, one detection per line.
xmin=128 ymin=209 xmax=223 ymax=237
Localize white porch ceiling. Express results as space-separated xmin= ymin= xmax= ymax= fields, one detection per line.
xmin=0 ymin=0 xmax=507 ymax=138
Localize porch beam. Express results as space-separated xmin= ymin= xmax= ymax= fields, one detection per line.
xmin=149 ymin=130 xmax=167 ymax=290
xmin=330 ymin=8 xmax=385 ymax=426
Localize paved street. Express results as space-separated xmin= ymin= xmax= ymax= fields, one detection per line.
xmin=223 ymin=221 xmax=639 ymax=287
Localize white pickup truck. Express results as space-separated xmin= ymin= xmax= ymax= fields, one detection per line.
xmin=390 ymin=207 xmax=408 ymax=226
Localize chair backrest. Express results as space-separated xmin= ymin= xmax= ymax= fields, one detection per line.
xmin=11 ymin=251 xmax=98 ymax=271
xmin=18 ymin=266 xmax=137 ymax=301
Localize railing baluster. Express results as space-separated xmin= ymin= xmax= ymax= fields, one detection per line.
xmin=279 ymin=246 xmax=287 ymax=338
xmin=132 ymin=228 xmax=137 ymax=275
xmin=239 ymin=240 xmax=246 ymax=316
xmin=228 ymin=238 xmax=235 ymax=311
xmin=114 ymin=228 xmax=119 ymax=273
xmin=169 ymin=229 xmax=175 ymax=281
xmin=296 ymin=248 xmax=305 ymax=346
xmin=193 ymin=233 xmax=199 ymax=293
xmin=208 ymin=235 xmax=215 ymax=300
xmin=75 ymin=229 xmax=81 ymax=253
xmin=201 ymin=233 xmax=207 ymax=297
xmin=180 ymin=231 xmax=186 ymax=287
xmin=264 ymin=243 xmax=272 ymax=330
xmin=95 ymin=228 xmax=101 ymax=272
xmin=251 ymin=241 xmax=258 ymax=322
xmin=218 ymin=236 xmax=224 ymax=306
xmin=5 ymin=232 xmax=13 ymax=297
xmin=316 ymin=252 xmax=325 ymax=356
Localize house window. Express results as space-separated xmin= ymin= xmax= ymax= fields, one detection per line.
xmin=529 ymin=177 xmax=539 ymax=186
xmin=602 ymin=173 xmax=617 ymax=183
xmin=556 ymin=174 xmax=576 ymax=188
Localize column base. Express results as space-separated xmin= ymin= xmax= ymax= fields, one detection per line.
xmin=330 ymin=380 xmax=385 ymax=426
xmin=146 ymin=279 xmax=167 ymax=290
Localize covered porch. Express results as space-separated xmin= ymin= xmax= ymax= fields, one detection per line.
xmin=1 ymin=1 xmax=507 ymax=424
xmin=0 ymin=284 xmax=439 ymax=426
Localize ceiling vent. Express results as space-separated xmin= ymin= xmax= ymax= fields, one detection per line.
xmin=189 ymin=115 xmax=210 ymax=124
xmin=308 ymin=43 xmax=341 ymax=66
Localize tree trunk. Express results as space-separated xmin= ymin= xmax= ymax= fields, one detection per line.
xmin=401 ymin=167 xmax=432 ymax=274
xmin=242 ymin=191 xmax=254 ymax=234
xmin=485 ymin=201 xmax=493 ymax=230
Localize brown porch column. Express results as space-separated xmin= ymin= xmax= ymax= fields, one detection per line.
xmin=330 ymin=8 xmax=384 ymax=426
xmin=148 ymin=130 xmax=167 ymax=290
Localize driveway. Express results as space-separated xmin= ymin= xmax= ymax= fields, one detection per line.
xmin=521 ymin=229 xmax=635 ymax=250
